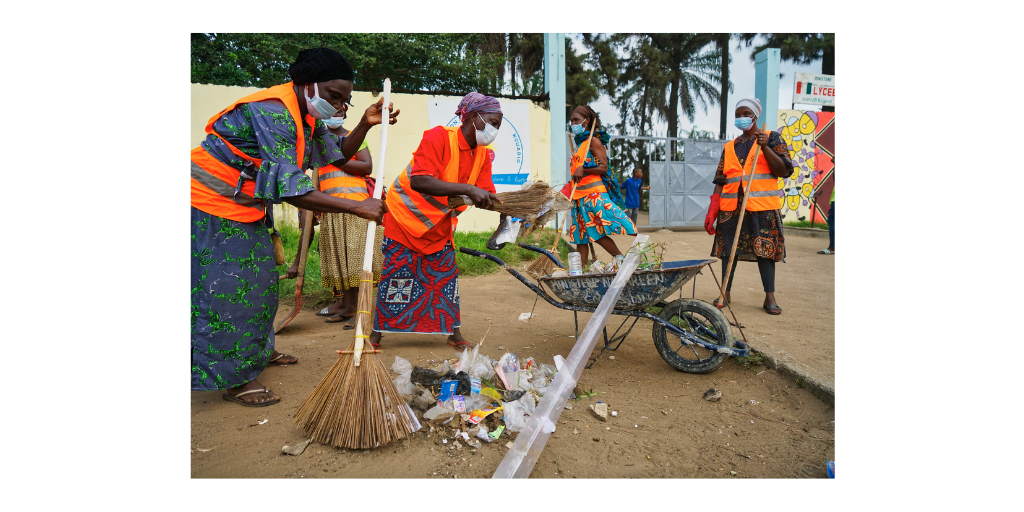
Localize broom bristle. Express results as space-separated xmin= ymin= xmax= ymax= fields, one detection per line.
xmin=293 ymin=270 xmax=420 ymax=449
xmin=448 ymin=182 xmax=570 ymax=219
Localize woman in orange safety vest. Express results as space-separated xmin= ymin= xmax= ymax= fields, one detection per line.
xmin=703 ymin=98 xmax=792 ymax=315
xmin=369 ymin=92 xmax=503 ymax=353
xmin=191 ymin=48 xmax=398 ymax=407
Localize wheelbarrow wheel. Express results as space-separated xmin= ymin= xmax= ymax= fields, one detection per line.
xmin=652 ymin=298 xmax=733 ymax=374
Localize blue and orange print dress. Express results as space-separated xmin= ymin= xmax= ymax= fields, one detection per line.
xmin=568 ymin=130 xmax=637 ymax=245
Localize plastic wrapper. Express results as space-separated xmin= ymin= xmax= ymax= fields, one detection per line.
xmin=494 ymin=217 xmax=522 ymax=246
xmin=391 ymin=356 xmax=417 ymax=396
xmin=455 ymin=343 xmax=496 ymax=380
xmin=501 ymin=398 xmax=529 ymax=432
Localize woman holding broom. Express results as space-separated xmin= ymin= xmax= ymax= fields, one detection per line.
xmin=567 ymin=105 xmax=636 ymax=265
xmin=191 ymin=47 xmax=398 ymax=407
xmin=704 ymin=98 xmax=792 ymax=315
xmin=369 ymin=92 xmax=502 ymax=352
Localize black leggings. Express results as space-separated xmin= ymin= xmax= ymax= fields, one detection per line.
xmin=721 ymin=257 xmax=776 ymax=293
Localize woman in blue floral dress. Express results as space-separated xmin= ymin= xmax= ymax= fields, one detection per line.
xmin=567 ymin=105 xmax=636 ymax=264
xmin=190 ymin=48 xmax=397 ymax=407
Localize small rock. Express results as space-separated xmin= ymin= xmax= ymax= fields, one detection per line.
xmin=505 ymin=441 xmax=514 ymax=449
xmin=573 ymin=429 xmax=581 ymax=435
xmin=564 ymin=402 xmax=574 ymax=410
xmin=609 ymin=356 xmax=615 ymax=360
xmin=497 ymin=345 xmax=505 ymax=350
xmin=589 ymin=402 xmax=609 ymax=421
xmin=731 ymin=471 xmax=737 ymax=476
xmin=282 ymin=439 xmax=311 ymax=456
xmin=466 ymin=438 xmax=481 ymax=449
xmin=611 ymin=411 xmax=617 ymax=417
xmin=592 ymin=437 xmax=600 ymax=442
xmin=703 ymin=388 xmax=723 ymax=402
xmin=453 ymin=441 xmax=463 ymax=450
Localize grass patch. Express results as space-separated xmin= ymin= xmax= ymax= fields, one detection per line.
xmin=734 ymin=351 xmax=766 ymax=371
xmin=454 ymin=228 xmax=573 ymax=277
xmin=276 ymin=225 xmax=574 ymax=305
xmin=783 ymin=220 xmax=828 ymax=230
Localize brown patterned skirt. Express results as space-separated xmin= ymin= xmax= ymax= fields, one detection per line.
xmin=319 ymin=212 xmax=385 ymax=290
xmin=710 ymin=208 xmax=786 ymax=262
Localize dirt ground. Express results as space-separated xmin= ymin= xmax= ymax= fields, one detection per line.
xmin=191 ymin=224 xmax=835 ymax=479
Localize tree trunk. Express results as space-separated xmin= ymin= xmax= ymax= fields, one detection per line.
xmin=667 ymin=73 xmax=679 ymax=159
xmin=821 ymin=41 xmax=834 ymax=113
xmin=718 ymin=33 xmax=730 ymax=140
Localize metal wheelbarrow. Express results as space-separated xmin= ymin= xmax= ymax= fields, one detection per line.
xmin=458 ymin=243 xmax=750 ymax=374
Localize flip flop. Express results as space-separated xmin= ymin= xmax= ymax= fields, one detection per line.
xmin=268 ymin=352 xmax=298 ymax=365
xmin=712 ymin=298 xmax=729 ymax=309
xmin=447 ymin=338 xmax=472 ymax=352
xmin=324 ymin=314 xmax=353 ymax=323
xmin=316 ymin=307 xmax=337 ymax=317
xmin=222 ymin=387 xmax=280 ymax=407
xmin=817 ymin=249 xmax=834 ymax=255
xmin=763 ymin=304 xmax=782 ymax=315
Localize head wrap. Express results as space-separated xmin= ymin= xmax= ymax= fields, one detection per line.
xmin=735 ymin=98 xmax=761 ymax=118
xmin=455 ymin=92 xmax=502 ymax=123
xmin=288 ymin=48 xmax=355 ymax=85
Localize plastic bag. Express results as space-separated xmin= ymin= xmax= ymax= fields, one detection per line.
xmin=494 ymin=217 xmax=522 ymax=246
xmin=501 ymin=399 xmax=529 ymax=432
xmin=454 ymin=343 xmax=496 ymax=381
xmin=391 ymin=356 xmax=417 ymax=396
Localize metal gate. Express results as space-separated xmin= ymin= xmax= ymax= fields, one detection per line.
xmin=608 ymin=136 xmax=725 ymax=228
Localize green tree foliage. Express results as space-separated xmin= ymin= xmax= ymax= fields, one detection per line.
xmin=191 ymin=33 xmax=508 ymax=95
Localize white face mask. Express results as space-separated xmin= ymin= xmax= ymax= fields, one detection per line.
xmin=304 ymin=83 xmax=339 ymax=120
xmin=323 ymin=115 xmax=345 ymax=130
xmin=475 ymin=113 xmax=499 ymax=146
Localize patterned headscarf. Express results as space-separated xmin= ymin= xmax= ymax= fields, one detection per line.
xmin=455 ymin=92 xmax=502 ymax=123
xmin=735 ymin=98 xmax=762 ymax=118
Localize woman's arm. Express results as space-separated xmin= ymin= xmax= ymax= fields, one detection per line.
xmin=284 ymin=191 xmax=385 ymax=222
xmin=584 ymin=139 xmax=609 ymax=175
xmin=409 ymin=176 xmax=500 ymax=210
xmin=339 ymin=147 xmax=372 ymax=176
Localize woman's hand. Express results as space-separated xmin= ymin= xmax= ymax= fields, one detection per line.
xmin=464 ymin=186 xmax=502 ymax=210
xmin=756 ymin=129 xmax=770 ymax=147
xmin=351 ymin=197 xmax=387 ymax=223
xmin=361 ymin=96 xmax=401 ymax=126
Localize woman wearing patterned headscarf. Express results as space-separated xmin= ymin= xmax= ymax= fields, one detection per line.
xmin=191 ymin=47 xmax=399 ymax=407
xmin=370 ymin=92 xmax=503 ymax=352
xmin=704 ymin=98 xmax=792 ymax=315
xmin=567 ymin=105 xmax=637 ymax=265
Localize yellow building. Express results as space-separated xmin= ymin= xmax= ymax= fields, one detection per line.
xmin=191 ymin=84 xmax=554 ymax=232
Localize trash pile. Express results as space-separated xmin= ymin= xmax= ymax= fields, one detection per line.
xmin=391 ymin=344 xmax=560 ymax=449
xmin=545 ymin=242 xmax=666 ymax=278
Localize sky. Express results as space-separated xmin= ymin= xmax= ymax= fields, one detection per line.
xmin=568 ymin=34 xmax=826 ymax=140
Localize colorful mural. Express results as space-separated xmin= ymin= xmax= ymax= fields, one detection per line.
xmin=775 ymin=110 xmax=835 ymax=224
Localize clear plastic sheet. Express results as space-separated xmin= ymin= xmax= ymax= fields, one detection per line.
xmin=491 ymin=235 xmax=650 ymax=478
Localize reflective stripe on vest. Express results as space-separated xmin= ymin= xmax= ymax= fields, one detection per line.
xmin=386 ymin=127 xmax=487 ymax=237
xmin=720 ymin=137 xmax=782 ymax=212
xmin=319 ymin=164 xmax=369 ymax=200
xmin=190 ymin=82 xmax=313 ymax=221
xmin=572 ymin=175 xmax=607 ymax=199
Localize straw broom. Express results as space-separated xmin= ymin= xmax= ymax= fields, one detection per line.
xmin=526 ymin=119 xmax=596 ymax=276
xmin=293 ymin=79 xmax=420 ymax=449
xmin=717 ymin=123 xmax=767 ymax=308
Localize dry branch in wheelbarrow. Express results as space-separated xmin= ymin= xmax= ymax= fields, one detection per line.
xmin=448 ymin=181 xmax=571 ymax=236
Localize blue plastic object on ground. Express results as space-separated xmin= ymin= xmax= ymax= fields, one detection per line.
xmin=826 ymin=460 xmax=835 ymax=478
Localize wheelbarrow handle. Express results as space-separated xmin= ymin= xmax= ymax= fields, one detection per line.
xmin=515 ymin=243 xmax=565 ymax=268
xmin=458 ymin=247 xmax=509 ymax=266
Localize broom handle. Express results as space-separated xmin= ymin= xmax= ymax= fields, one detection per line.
xmin=718 ymin=123 xmax=766 ymax=305
xmin=553 ymin=119 xmax=597 ymax=252
xmin=352 ymin=78 xmax=391 ymax=366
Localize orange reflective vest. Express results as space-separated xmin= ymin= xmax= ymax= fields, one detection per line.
xmin=572 ymin=174 xmax=607 ymax=200
xmin=386 ymin=126 xmax=488 ymax=239
xmin=190 ymin=82 xmax=315 ymax=223
xmin=720 ymin=137 xmax=783 ymax=211
xmin=319 ymin=164 xmax=369 ymax=200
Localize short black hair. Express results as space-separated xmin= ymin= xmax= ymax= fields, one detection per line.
xmin=288 ymin=48 xmax=355 ymax=85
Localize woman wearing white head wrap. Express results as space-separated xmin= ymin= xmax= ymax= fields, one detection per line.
xmin=703 ymin=98 xmax=793 ymax=315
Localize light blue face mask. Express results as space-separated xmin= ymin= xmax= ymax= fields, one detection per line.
xmin=304 ymin=83 xmax=339 ymax=120
xmin=734 ymin=116 xmax=754 ymax=130
xmin=570 ymin=123 xmax=585 ymax=136
xmin=323 ymin=115 xmax=345 ymax=130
